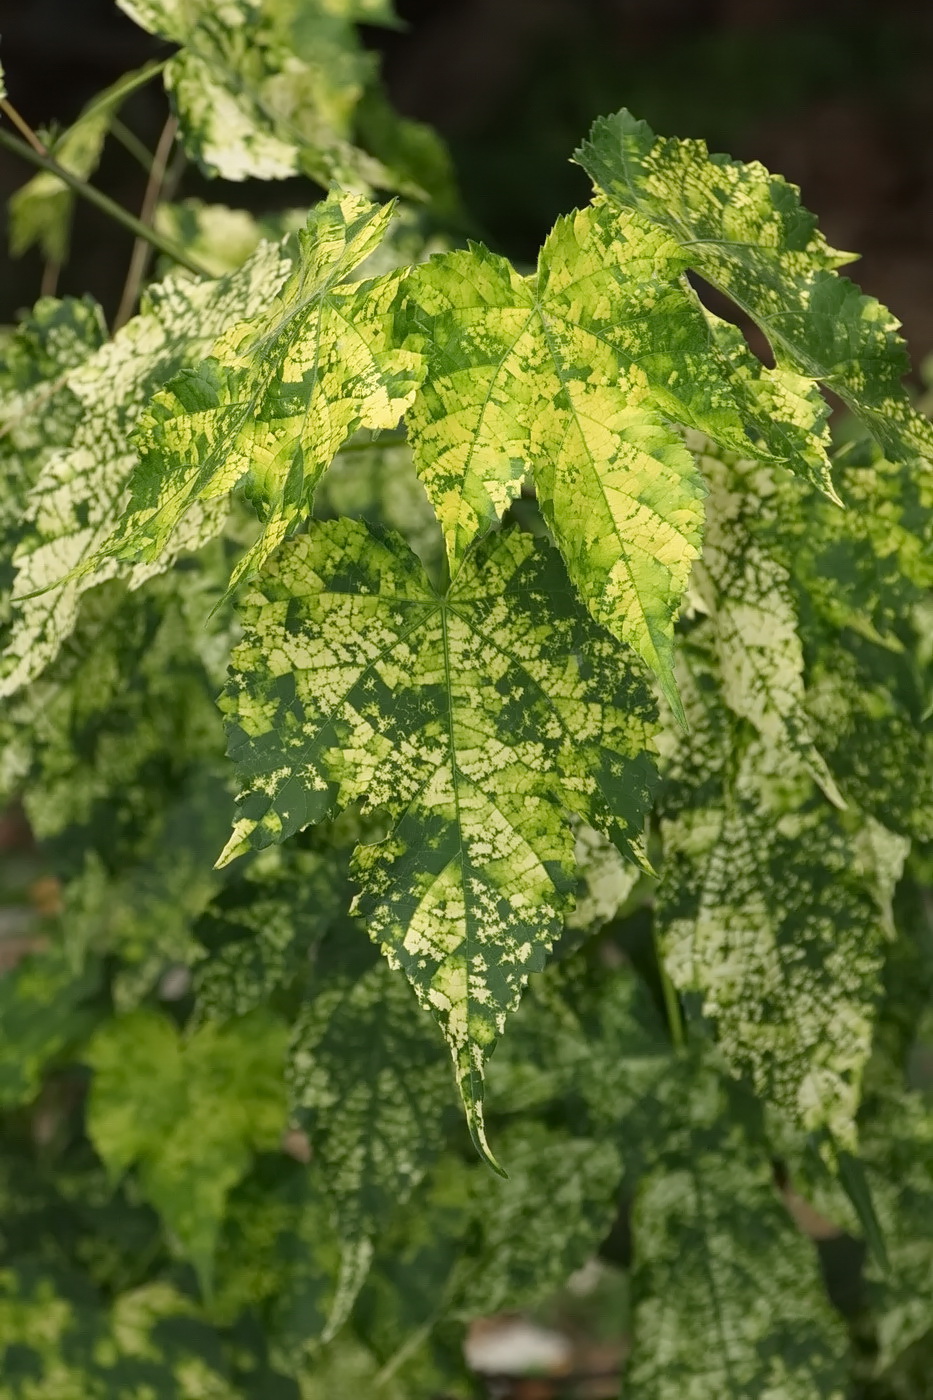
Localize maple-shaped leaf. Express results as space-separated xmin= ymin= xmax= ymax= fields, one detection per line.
xmin=289 ymin=954 xmax=453 ymax=1335
xmin=626 ymin=1074 xmax=849 ymax=1399
xmin=577 ymin=109 xmax=933 ymax=466
xmin=116 ymin=0 xmax=397 ymax=190
xmin=404 ymin=202 xmax=834 ymax=712
xmin=108 ymin=192 xmax=423 ymax=592
xmin=656 ymin=640 xmax=889 ymax=1148
xmin=85 ymin=1007 xmax=288 ymax=1293
xmin=220 ymin=520 xmax=657 ymax=1161
xmin=1 ymin=240 xmax=291 ymax=696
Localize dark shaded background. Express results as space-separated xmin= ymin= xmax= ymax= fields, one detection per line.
xmin=2 ymin=0 xmax=933 ymax=360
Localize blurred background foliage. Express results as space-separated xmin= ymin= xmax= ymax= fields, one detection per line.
xmin=1 ymin=0 xmax=932 ymax=354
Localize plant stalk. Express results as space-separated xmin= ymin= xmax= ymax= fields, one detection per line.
xmin=114 ymin=113 xmax=180 ymax=330
xmin=0 ymin=124 xmax=210 ymax=278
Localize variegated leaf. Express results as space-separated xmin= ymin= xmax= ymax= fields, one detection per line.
xmin=220 ymin=520 xmax=657 ymax=1160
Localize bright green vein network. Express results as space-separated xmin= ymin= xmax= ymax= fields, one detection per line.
xmin=576 ymin=109 xmax=933 ymax=467
xmin=219 ymin=521 xmax=658 ymax=1163
xmin=404 ymin=199 xmax=837 ymax=714
xmin=104 ymin=190 xmax=423 ymax=592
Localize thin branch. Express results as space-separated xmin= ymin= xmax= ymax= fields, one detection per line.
xmin=109 ymin=117 xmax=156 ymax=174
xmin=0 ymin=96 xmax=46 ymax=155
xmin=114 ymin=113 xmax=180 ymax=330
xmin=0 ymin=124 xmax=211 ymax=278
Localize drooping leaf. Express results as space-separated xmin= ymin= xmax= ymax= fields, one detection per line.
xmin=577 ymin=109 xmax=933 ymax=466
xmin=625 ymin=1074 xmax=849 ymax=1399
xmin=405 ymin=202 xmax=832 ymax=706
xmin=656 ymin=639 xmax=889 ymax=1148
xmin=0 ymin=239 xmax=290 ymax=694
xmin=116 ymin=0 xmax=396 ymax=190
xmin=105 ymin=192 xmax=423 ymax=590
xmin=288 ymin=953 xmax=453 ymax=1333
xmin=220 ymin=520 xmax=657 ymax=1159
xmin=85 ymin=1007 xmax=288 ymax=1293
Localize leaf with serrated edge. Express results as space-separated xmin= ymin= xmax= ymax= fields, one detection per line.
xmin=219 ymin=520 xmax=657 ymax=1163
xmin=106 ymin=192 xmax=422 ymax=591
xmin=577 ymin=109 xmax=933 ymax=467
xmin=1 ymin=240 xmax=291 ymax=696
xmin=405 ymin=202 xmax=834 ymax=709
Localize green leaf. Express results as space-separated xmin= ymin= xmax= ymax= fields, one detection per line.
xmin=194 ymin=846 xmax=348 ymax=1022
xmin=453 ymin=1120 xmax=623 ymax=1318
xmin=0 ymin=240 xmax=290 ymax=694
xmin=0 ymin=1267 xmax=247 ymax=1400
xmin=107 ymin=192 xmax=422 ymax=590
xmin=0 ymin=945 xmax=101 ymax=1106
xmin=220 ymin=520 xmax=657 ymax=1160
xmin=405 ymin=203 xmax=831 ymax=705
xmin=691 ymin=440 xmax=845 ymax=807
xmin=625 ymin=1076 xmax=849 ymax=1399
xmin=657 ymin=641 xmax=889 ymax=1147
xmin=577 ymin=109 xmax=933 ymax=466
xmin=117 ymin=0 xmax=394 ymax=190
xmin=85 ymin=1008 xmax=288 ymax=1293
xmin=288 ymin=955 xmax=453 ymax=1334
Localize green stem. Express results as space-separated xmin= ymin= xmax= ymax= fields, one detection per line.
xmin=0 ymin=124 xmax=210 ymax=278
xmin=655 ymin=926 xmax=685 ymax=1049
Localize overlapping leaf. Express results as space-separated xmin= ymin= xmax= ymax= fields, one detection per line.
xmin=193 ymin=846 xmax=349 ymax=1022
xmin=577 ymin=109 xmax=933 ymax=465
xmin=0 ymin=1268 xmax=247 ymax=1400
xmin=656 ymin=639 xmax=890 ymax=1147
xmin=690 ymin=440 xmax=845 ymax=807
xmin=106 ymin=192 xmax=422 ymax=591
xmin=116 ymin=0 xmax=398 ymax=190
xmin=625 ymin=1075 xmax=849 ymax=1399
xmin=289 ymin=955 xmax=453 ymax=1334
xmin=220 ymin=520 xmax=657 ymax=1158
xmin=85 ymin=1008 xmax=288 ymax=1292
xmin=1 ymin=240 xmax=291 ymax=695
xmin=405 ymin=201 xmax=833 ymax=707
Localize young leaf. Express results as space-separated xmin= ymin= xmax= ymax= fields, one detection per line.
xmin=85 ymin=1008 xmax=288 ymax=1293
xmin=0 ymin=240 xmax=290 ymax=694
xmin=625 ymin=1077 xmax=849 ymax=1399
xmin=9 ymin=66 xmax=153 ymax=264
xmin=405 ymin=203 xmax=832 ymax=706
xmin=107 ymin=192 xmax=423 ymax=590
xmin=289 ymin=956 xmax=453 ymax=1335
xmin=220 ymin=520 xmax=658 ymax=1159
xmin=577 ymin=109 xmax=933 ymax=466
